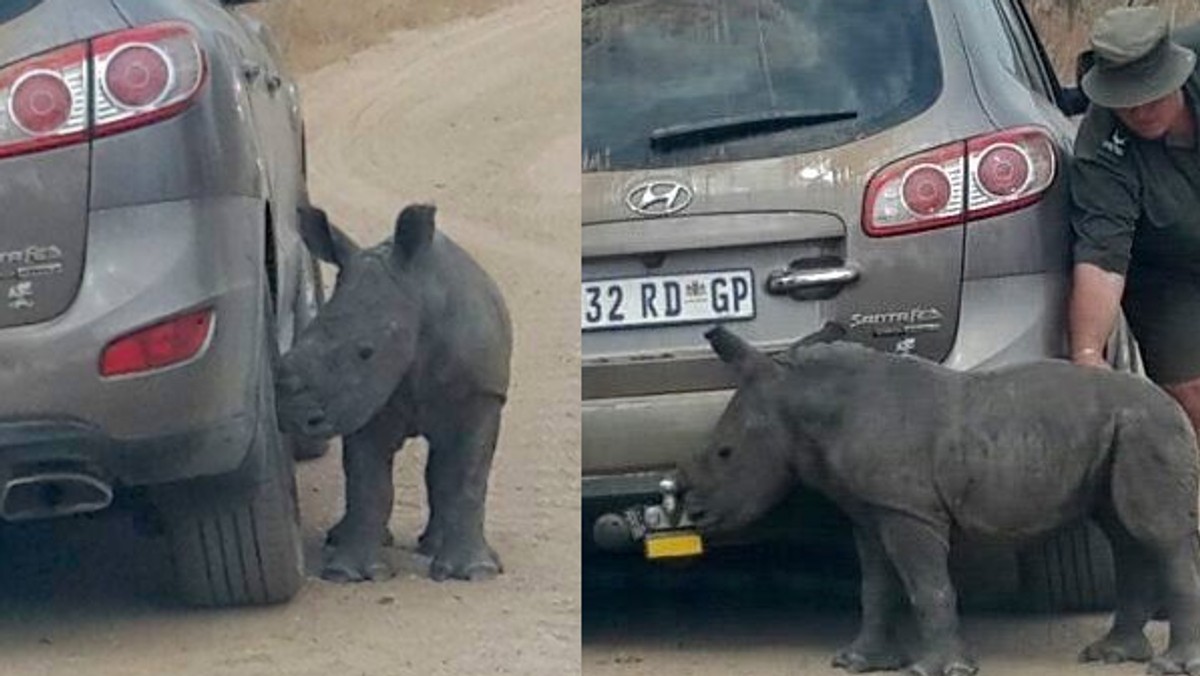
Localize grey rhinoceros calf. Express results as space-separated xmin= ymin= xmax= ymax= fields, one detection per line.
xmin=277 ymin=204 xmax=511 ymax=583
xmin=679 ymin=324 xmax=1200 ymax=676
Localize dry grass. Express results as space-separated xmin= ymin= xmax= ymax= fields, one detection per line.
xmin=1023 ymin=0 xmax=1200 ymax=84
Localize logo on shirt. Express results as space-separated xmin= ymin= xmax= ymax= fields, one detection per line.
xmin=1101 ymin=129 xmax=1127 ymax=158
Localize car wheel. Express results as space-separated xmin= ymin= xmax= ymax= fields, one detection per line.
xmin=289 ymin=253 xmax=331 ymax=462
xmin=161 ymin=295 xmax=304 ymax=607
xmin=1018 ymin=519 xmax=1115 ymax=612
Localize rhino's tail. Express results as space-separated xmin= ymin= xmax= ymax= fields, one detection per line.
xmin=1110 ymin=404 xmax=1199 ymax=546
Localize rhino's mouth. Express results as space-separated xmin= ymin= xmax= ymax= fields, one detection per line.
xmin=681 ymin=491 xmax=725 ymax=533
xmin=276 ymin=372 xmax=338 ymax=439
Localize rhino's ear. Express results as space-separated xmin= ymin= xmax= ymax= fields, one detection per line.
xmin=394 ymin=203 xmax=436 ymax=264
xmin=705 ymin=325 xmax=780 ymax=381
xmin=298 ymin=205 xmax=359 ymax=265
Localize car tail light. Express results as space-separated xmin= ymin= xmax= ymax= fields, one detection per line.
xmin=966 ymin=127 xmax=1056 ymax=220
xmin=0 ymin=43 xmax=88 ymax=159
xmin=100 ymin=308 xmax=214 ymax=377
xmin=863 ymin=126 xmax=1057 ymax=237
xmin=0 ymin=22 xmax=205 ymax=160
xmin=93 ymin=22 xmax=206 ymax=137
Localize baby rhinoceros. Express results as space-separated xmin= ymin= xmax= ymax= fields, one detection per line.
xmin=679 ymin=324 xmax=1200 ymax=676
xmin=277 ymin=204 xmax=511 ymax=584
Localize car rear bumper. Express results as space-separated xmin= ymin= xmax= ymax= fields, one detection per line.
xmin=0 ymin=196 xmax=268 ymax=486
xmin=582 ymin=272 xmax=1070 ymax=490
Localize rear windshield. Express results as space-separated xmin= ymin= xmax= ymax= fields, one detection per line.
xmin=583 ymin=0 xmax=944 ymax=172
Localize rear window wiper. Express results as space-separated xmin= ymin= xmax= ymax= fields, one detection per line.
xmin=649 ymin=109 xmax=858 ymax=151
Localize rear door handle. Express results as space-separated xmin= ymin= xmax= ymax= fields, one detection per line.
xmin=766 ymin=265 xmax=859 ymax=295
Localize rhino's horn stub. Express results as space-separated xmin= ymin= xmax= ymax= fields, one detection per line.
xmin=394 ymin=203 xmax=437 ymax=262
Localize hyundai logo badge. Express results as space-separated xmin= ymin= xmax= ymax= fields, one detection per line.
xmin=626 ymin=180 xmax=694 ymax=217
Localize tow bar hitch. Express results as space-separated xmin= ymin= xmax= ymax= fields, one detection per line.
xmin=592 ymin=477 xmax=704 ymax=560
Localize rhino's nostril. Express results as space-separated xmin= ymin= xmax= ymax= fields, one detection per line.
xmin=357 ymin=345 xmax=374 ymax=361
xmin=306 ymin=415 xmax=325 ymax=428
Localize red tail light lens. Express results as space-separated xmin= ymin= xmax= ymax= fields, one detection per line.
xmin=104 ymin=45 xmax=172 ymax=108
xmin=0 ymin=43 xmax=88 ymax=159
xmin=863 ymin=126 xmax=1057 ymax=237
xmin=94 ymin=22 xmax=206 ymax=137
xmin=100 ymin=308 xmax=214 ymax=377
xmin=11 ymin=71 xmax=74 ymax=134
xmin=901 ymin=165 xmax=953 ymax=216
xmin=0 ymin=22 xmax=205 ymax=160
xmin=975 ymin=144 xmax=1029 ymax=197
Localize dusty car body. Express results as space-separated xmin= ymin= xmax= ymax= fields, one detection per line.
xmin=581 ymin=0 xmax=1137 ymax=609
xmin=0 ymin=0 xmax=322 ymax=606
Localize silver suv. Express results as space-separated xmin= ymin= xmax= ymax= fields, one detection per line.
xmin=0 ymin=0 xmax=323 ymax=606
xmin=582 ymin=0 xmax=1134 ymax=609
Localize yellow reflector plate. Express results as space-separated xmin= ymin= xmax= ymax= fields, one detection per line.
xmin=644 ymin=531 xmax=704 ymax=560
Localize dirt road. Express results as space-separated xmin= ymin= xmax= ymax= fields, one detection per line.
xmin=584 ymin=552 xmax=1170 ymax=676
xmin=0 ymin=1 xmax=580 ymax=674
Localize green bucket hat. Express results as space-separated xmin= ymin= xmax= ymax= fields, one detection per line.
xmin=1081 ymin=6 xmax=1196 ymax=109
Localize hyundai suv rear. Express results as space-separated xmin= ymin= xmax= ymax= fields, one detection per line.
xmin=582 ymin=0 xmax=1131 ymax=609
xmin=0 ymin=0 xmax=322 ymax=606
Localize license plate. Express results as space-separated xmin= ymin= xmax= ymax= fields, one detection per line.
xmin=581 ymin=269 xmax=755 ymax=331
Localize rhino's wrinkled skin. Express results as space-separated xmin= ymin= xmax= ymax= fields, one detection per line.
xmin=680 ymin=324 xmax=1200 ymax=676
xmin=277 ymin=204 xmax=511 ymax=584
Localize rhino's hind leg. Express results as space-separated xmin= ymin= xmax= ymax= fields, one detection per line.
xmin=876 ymin=515 xmax=977 ymax=676
xmin=1079 ymin=514 xmax=1155 ymax=664
xmin=421 ymin=395 xmax=504 ymax=582
xmin=833 ymin=527 xmax=908 ymax=673
xmin=1148 ymin=535 xmax=1200 ymax=676
xmin=322 ymin=432 xmax=398 ymax=583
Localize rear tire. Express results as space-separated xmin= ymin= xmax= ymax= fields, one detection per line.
xmin=162 ymin=297 xmax=304 ymax=607
xmin=1019 ymin=520 xmax=1115 ymax=612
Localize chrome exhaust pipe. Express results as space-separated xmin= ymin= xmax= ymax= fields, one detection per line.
xmin=1 ymin=471 xmax=114 ymax=522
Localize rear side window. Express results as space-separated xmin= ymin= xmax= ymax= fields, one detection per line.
xmin=583 ymin=0 xmax=944 ymax=172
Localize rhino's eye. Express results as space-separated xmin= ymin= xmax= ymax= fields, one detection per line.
xmin=357 ymin=345 xmax=375 ymax=361
xmin=717 ymin=447 xmax=732 ymax=460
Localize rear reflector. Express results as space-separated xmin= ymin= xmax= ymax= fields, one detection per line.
xmin=100 ymin=308 xmax=214 ymax=377
xmin=863 ymin=126 xmax=1057 ymax=237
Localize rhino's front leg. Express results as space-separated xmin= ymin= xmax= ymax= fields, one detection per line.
xmin=833 ymin=527 xmax=908 ymax=673
xmin=877 ymin=514 xmax=977 ymax=676
xmin=420 ymin=395 xmax=504 ymax=582
xmin=322 ymin=429 xmax=397 ymax=583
